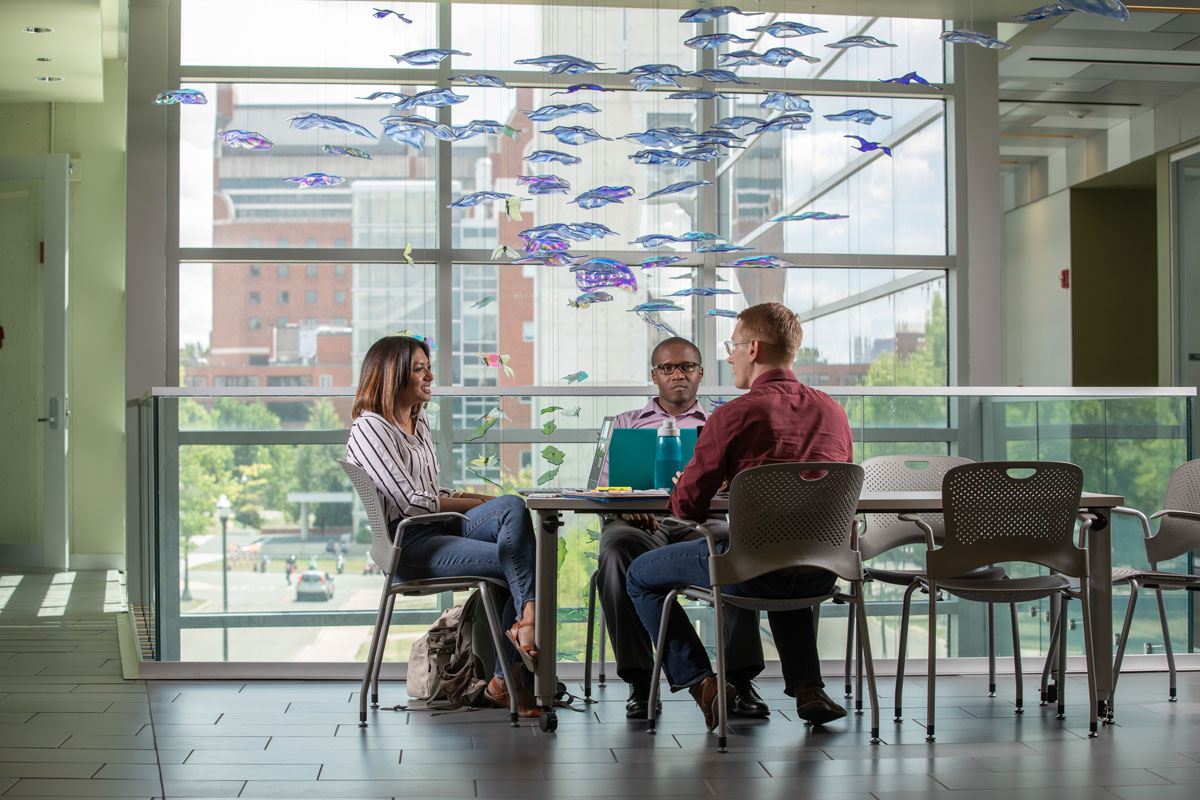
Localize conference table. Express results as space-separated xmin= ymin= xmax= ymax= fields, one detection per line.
xmin=523 ymin=489 xmax=1124 ymax=733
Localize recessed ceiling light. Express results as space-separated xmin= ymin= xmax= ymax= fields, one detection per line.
xmin=22 ymin=26 xmax=53 ymax=34
xmin=35 ymin=76 xmax=63 ymax=82
xmin=36 ymin=57 xmax=51 ymax=62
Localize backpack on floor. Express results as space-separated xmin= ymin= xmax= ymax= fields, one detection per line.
xmin=406 ymin=590 xmax=496 ymax=708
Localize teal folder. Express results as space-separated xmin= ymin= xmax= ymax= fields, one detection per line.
xmin=607 ymin=428 xmax=701 ymax=490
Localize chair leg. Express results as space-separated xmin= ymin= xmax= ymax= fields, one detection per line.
xmin=1010 ymin=604 xmax=1023 ymax=713
xmin=584 ymin=572 xmax=597 ymax=702
xmin=1078 ymin=585 xmax=1099 ymax=738
xmin=1056 ymin=596 xmax=1069 ymax=720
xmin=646 ymin=589 xmax=678 ymax=735
xmin=854 ymin=586 xmax=864 ymax=715
xmin=1154 ymin=587 xmax=1177 ymax=701
xmin=1111 ymin=580 xmax=1140 ymax=721
xmin=598 ymin=609 xmax=607 ymax=687
xmin=894 ymin=582 xmax=919 ymax=723
xmin=926 ymin=581 xmax=937 ymax=741
xmin=855 ymin=588 xmax=881 ymax=744
xmin=360 ymin=579 xmax=393 ymax=727
xmin=371 ymin=594 xmax=396 ymax=708
xmin=1040 ymin=602 xmax=1061 ymax=706
xmin=712 ymin=587 xmax=728 ymax=753
xmin=478 ymin=583 xmax=520 ymax=726
xmin=843 ymin=603 xmax=856 ymax=699
xmin=987 ymin=603 xmax=997 ymax=697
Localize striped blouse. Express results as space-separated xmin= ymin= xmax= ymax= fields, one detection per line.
xmin=345 ymin=409 xmax=453 ymax=525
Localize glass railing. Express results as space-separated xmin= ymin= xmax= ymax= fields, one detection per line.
xmin=134 ymin=386 xmax=1195 ymax=672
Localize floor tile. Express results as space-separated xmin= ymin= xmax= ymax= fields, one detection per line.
xmin=239 ymin=779 xmax=472 ymax=797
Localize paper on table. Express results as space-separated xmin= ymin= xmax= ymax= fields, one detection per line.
xmin=560 ymin=489 xmax=671 ymax=501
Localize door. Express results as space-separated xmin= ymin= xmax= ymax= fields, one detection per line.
xmin=0 ymin=156 xmax=69 ymax=570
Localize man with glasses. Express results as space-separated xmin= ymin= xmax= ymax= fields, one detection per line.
xmin=595 ymin=337 xmax=769 ymax=720
xmin=627 ymin=303 xmax=854 ymax=732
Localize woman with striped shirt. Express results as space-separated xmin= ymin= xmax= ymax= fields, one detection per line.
xmin=346 ymin=335 xmax=540 ymax=717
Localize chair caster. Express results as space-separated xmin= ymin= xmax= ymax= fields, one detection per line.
xmin=925 ymin=734 xmax=936 ymax=742
xmin=538 ymin=710 xmax=558 ymax=732
xmin=358 ymin=720 xmax=368 ymax=728
xmin=988 ymin=692 xmax=996 ymax=698
xmin=870 ymin=729 xmax=880 ymax=744
xmin=1056 ymin=712 xmax=1066 ymax=720
xmin=893 ymin=715 xmax=904 ymax=723
xmin=1014 ymin=707 xmax=1025 ymax=714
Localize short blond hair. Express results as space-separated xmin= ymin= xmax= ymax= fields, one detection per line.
xmin=737 ymin=302 xmax=803 ymax=363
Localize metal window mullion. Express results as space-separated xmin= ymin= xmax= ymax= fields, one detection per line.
xmin=435 ymin=0 xmax=455 ymax=479
xmin=698 ymin=29 xmax=719 ymax=381
xmin=167 ymin=0 xmax=182 ymax=386
xmin=159 ymin=398 xmax=182 ymax=662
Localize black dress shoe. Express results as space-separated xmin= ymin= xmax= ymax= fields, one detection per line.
xmin=730 ymin=681 xmax=770 ymax=718
xmin=625 ymin=685 xmax=662 ymax=719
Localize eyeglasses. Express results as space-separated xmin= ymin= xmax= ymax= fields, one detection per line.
xmin=652 ymin=362 xmax=701 ymax=376
xmin=723 ymin=339 xmax=753 ymax=356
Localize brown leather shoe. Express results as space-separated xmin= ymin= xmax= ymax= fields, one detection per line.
xmin=688 ymin=675 xmax=733 ymax=732
xmin=793 ymin=683 xmax=847 ymax=726
xmin=484 ymin=675 xmax=542 ymax=718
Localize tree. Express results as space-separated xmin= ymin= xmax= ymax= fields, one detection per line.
xmin=287 ymin=399 xmax=353 ymax=531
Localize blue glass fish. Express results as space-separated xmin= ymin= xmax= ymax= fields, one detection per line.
xmin=394 ymin=88 xmax=469 ymax=110
xmin=553 ymin=84 xmax=615 ymax=95
xmin=372 ymin=8 xmax=413 ymax=22
xmin=391 ymin=48 xmax=471 ymax=66
xmin=570 ymin=257 xmax=629 ymax=274
xmin=680 ymin=231 xmax=720 ymax=241
xmin=678 ymin=147 xmax=722 ymax=162
xmin=525 ymin=150 xmax=583 ymax=165
xmin=381 ymin=115 xmax=456 ymax=140
xmin=620 ymin=128 xmax=695 ymax=148
xmin=629 ymin=149 xmax=691 ymax=166
xmin=460 ymin=119 xmax=520 ymax=139
xmin=563 ymin=371 xmax=589 ymax=384
xmin=643 ymin=181 xmax=711 ymax=200
xmin=543 ymin=126 xmax=611 ymax=145
xmin=706 ymin=308 xmax=740 ymax=318
xmin=524 ymin=103 xmax=601 ymax=121
xmin=154 ymin=89 xmax=207 ymax=105
xmin=940 ymin=30 xmax=1013 ymax=49
xmin=669 ymin=287 xmax=736 ymax=297
xmin=286 ymin=173 xmax=344 ymax=188
xmin=518 ymin=175 xmax=571 ymax=195
xmin=715 ymin=51 xmax=764 ymax=68
xmin=774 ymin=211 xmax=848 ymax=221
xmin=630 ymin=301 xmax=685 ymax=313
xmin=639 ymin=255 xmax=687 ymax=269
xmin=1059 ymin=0 xmax=1129 ymax=21
xmin=690 ymin=69 xmax=757 ymax=85
xmin=384 ymin=126 xmax=427 ymax=149
xmin=691 ymin=130 xmax=745 ymax=146
xmin=569 ymin=291 xmax=615 ymax=307
xmin=521 ymin=223 xmax=581 ymax=241
xmin=880 ymin=71 xmax=942 ymax=89
xmin=669 ymin=91 xmax=732 ymax=100
xmin=322 ymin=144 xmax=372 ymax=159
xmin=630 ymin=72 xmax=682 ymax=92
xmin=358 ymin=91 xmax=408 ymax=101
xmin=449 ymin=191 xmax=515 ymax=208
xmin=576 ymin=266 xmax=638 ymax=294
xmin=451 ymin=74 xmax=510 ymax=88
xmin=747 ymin=21 xmax=826 ymax=38
xmin=750 ymin=113 xmax=812 ymax=134
xmin=515 ymin=55 xmax=609 ymax=74
xmin=722 ymin=255 xmax=794 ymax=269
xmin=761 ymin=47 xmax=821 ymax=66
xmin=571 ymin=187 xmax=634 ymax=209
xmin=846 ymin=134 xmax=893 ymax=157
xmin=287 ymin=112 xmax=377 ymax=139
xmin=630 ymin=234 xmax=682 ymax=247
xmin=760 ymin=92 xmax=813 ymax=114
xmin=698 ymin=243 xmax=751 ymax=252
xmin=823 ymin=109 xmax=892 ymax=125
xmin=219 ymin=129 xmax=273 ymax=150
xmin=685 ymin=33 xmax=755 ymax=49
xmin=636 ymin=311 xmax=679 ymax=337
xmin=679 ymin=6 xmax=763 ymax=23
xmin=621 ymin=63 xmax=688 ymax=76
xmin=826 ymin=35 xmax=896 ymax=49
xmin=712 ymin=116 xmax=767 ymax=131
xmin=1016 ymin=4 xmax=1075 ymax=21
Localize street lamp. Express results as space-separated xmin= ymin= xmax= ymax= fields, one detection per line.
xmin=180 ymin=535 xmax=193 ymax=603
xmin=216 ymin=493 xmax=233 ymax=661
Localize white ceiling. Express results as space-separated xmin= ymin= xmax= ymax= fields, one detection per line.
xmin=0 ymin=0 xmax=123 ymax=103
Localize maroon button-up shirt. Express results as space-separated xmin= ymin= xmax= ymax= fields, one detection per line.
xmin=668 ymin=368 xmax=854 ymax=521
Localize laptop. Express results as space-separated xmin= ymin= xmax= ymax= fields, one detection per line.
xmin=517 ymin=416 xmax=615 ymax=495
xmin=607 ymin=427 xmax=701 ymax=490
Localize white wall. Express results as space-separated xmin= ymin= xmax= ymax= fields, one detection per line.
xmin=1003 ymin=190 xmax=1072 ymax=386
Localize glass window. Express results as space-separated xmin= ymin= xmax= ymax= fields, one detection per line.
xmin=334 ymin=238 xmax=346 ymax=248
xmin=306 ymin=264 xmax=318 ymax=277
xmin=276 ymin=316 xmax=288 ymax=328
xmin=334 ymin=264 xmax=346 ymax=277
xmin=305 ymin=240 xmax=318 ymax=250
xmin=334 ymin=290 xmax=347 ymax=304
xmin=248 ymin=264 xmax=260 ymax=278
xmin=306 ymin=290 xmax=317 ymax=304
xmin=248 ymin=316 xmax=261 ymax=330
xmin=318 ymin=374 xmax=333 ymax=387
xmin=277 ymin=264 xmax=289 ymax=278
xmin=522 ymin=321 xmax=534 ymax=342
xmin=277 ymin=237 xmax=289 ymax=247
xmin=248 ymin=291 xmax=260 ymax=304
xmin=277 ymin=290 xmax=289 ymax=304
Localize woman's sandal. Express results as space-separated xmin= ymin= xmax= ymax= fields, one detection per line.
xmin=504 ymin=619 xmax=538 ymax=672
xmin=484 ymin=675 xmax=541 ymax=718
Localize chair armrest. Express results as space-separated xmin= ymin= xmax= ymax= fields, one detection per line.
xmin=897 ymin=514 xmax=936 ymax=549
xmin=850 ymin=518 xmax=863 ymax=553
xmin=1076 ymin=513 xmax=1097 ymax=549
xmin=387 ymin=512 xmax=471 ymax=572
xmin=661 ymin=516 xmax=719 ymax=555
xmin=1149 ymin=509 xmax=1200 ymax=524
xmin=1111 ymin=506 xmax=1153 ymax=540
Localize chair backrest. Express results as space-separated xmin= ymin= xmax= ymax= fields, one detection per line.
xmin=712 ymin=462 xmax=865 ymax=586
xmin=1148 ymin=458 xmax=1200 ymax=565
xmin=929 ymin=461 xmax=1087 ymax=579
xmin=338 ymin=459 xmax=394 ymax=575
xmin=859 ymin=455 xmax=974 ymax=560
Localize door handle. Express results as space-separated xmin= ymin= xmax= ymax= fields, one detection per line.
xmin=36 ymin=398 xmax=59 ymax=429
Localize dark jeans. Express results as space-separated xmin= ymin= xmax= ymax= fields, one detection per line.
xmin=395 ymin=494 xmax=536 ymax=678
xmin=598 ymin=518 xmax=764 ymax=687
xmin=627 ymin=535 xmax=836 ymax=694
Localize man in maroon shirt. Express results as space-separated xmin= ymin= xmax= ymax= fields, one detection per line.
xmin=627 ymin=302 xmax=855 ymax=731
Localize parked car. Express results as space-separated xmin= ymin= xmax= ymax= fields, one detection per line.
xmin=295 ymin=570 xmax=334 ymax=601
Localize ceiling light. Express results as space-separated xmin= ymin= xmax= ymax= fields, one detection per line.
xmin=21 ymin=26 xmax=53 ymax=33
xmin=35 ymin=76 xmax=62 ymax=82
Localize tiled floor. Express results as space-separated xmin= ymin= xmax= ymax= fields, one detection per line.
xmin=3 ymin=570 xmax=1200 ymax=799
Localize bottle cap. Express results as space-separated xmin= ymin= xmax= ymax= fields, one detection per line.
xmin=658 ymin=417 xmax=680 ymax=436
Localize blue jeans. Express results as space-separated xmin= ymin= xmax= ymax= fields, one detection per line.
xmin=394 ymin=494 xmax=536 ymax=678
xmin=627 ymin=536 xmax=836 ymax=694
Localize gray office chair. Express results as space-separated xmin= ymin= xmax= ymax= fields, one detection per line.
xmin=338 ymin=459 xmax=521 ymax=727
xmin=853 ymin=455 xmax=1015 ymax=722
xmin=646 ymin=462 xmax=880 ymax=751
xmin=908 ymin=461 xmax=1100 ymax=740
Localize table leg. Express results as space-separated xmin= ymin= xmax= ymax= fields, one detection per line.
xmin=535 ymin=510 xmax=561 ymax=727
xmin=1087 ymin=507 xmax=1114 ymax=715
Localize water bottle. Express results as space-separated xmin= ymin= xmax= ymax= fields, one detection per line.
xmin=654 ymin=417 xmax=683 ymax=490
